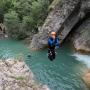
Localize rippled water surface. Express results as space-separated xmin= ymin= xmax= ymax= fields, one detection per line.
xmin=0 ymin=39 xmax=89 ymax=90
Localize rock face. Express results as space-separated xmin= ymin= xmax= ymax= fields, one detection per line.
xmin=0 ymin=60 xmax=50 ymax=90
xmin=30 ymin=0 xmax=81 ymax=50
xmin=0 ymin=23 xmax=8 ymax=39
xmin=72 ymin=18 xmax=90 ymax=53
xmin=30 ymin=0 xmax=90 ymax=51
xmin=70 ymin=0 xmax=90 ymax=53
xmin=83 ymin=71 xmax=90 ymax=89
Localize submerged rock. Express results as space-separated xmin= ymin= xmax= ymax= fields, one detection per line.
xmin=0 ymin=60 xmax=50 ymax=90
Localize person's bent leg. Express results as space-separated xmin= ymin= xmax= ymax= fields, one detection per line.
xmin=48 ymin=49 xmax=54 ymax=61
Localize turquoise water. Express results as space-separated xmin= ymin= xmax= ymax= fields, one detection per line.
xmin=0 ymin=39 xmax=89 ymax=90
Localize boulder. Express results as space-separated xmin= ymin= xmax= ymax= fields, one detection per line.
xmin=72 ymin=18 xmax=90 ymax=53
xmin=0 ymin=60 xmax=50 ymax=90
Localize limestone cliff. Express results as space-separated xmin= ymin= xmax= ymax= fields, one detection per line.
xmin=30 ymin=0 xmax=90 ymax=52
xmin=31 ymin=0 xmax=81 ymax=50
xmin=71 ymin=18 xmax=90 ymax=53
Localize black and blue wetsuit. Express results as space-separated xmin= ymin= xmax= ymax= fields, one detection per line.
xmin=48 ymin=37 xmax=60 ymax=61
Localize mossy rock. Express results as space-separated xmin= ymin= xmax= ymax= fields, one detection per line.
xmin=49 ymin=0 xmax=62 ymax=11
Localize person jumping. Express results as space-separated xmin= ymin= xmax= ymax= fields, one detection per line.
xmin=48 ymin=31 xmax=60 ymax=61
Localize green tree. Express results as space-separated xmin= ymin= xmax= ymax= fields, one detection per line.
xmin=4 ymin=11 xmax=27 ymax=39
xmin=31 ymin=0 xmax=50 ymax=27
xmin=2 ymin=0 xmax=52 ymax=40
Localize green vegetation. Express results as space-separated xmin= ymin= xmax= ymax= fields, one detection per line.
xmin=49 ymin=0 xmax=62 ymax=11
xmin=0 ymin=0 xmax=53 ymax=39
xmin=11 ymin=75 xmax=25 ymax=80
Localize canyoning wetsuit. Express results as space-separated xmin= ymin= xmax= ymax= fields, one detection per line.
xmin=48 ymin=37 xmax=60 ymax=61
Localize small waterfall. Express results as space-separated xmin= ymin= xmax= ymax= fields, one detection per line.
xmin=73 ymin=53 xmax=90 ymax=68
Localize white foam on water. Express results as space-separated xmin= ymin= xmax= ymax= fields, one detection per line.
xmin=72 ymin=53 xmax=90 ymax=68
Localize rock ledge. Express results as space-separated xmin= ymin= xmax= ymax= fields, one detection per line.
xmin=0 ymin=60 xmax=50 ymax=90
